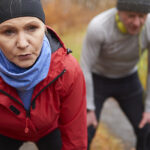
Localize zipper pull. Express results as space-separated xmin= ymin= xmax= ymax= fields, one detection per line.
xmin=25 ymin=117 xmax=29 ymax=134
xmin=25 ymin=110 xmax=30 ymax=134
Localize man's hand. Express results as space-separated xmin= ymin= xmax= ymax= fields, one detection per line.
xmin=87 ymin=110 xmax=98 ymax=128
xmin=139 ymin=112 xmax=150 ymax=128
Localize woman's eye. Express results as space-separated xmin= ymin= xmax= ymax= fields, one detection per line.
xmin=3 ymin=29 xmax=15 ymax=36
xmin=27 ymin=25 xmax=38 ymax=31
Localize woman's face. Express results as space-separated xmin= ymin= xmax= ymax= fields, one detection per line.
xmin=0 ymin=17 xmax=46 ymax=68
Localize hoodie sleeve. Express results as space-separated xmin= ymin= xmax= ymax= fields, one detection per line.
xmin=80 ymin=19 xmax=105 ymax=110
xmin=144 ymin=19 xmax=150 ymax=112
xmin=145 ymin=50 xmax=150 ymax=112
xmin=59 ymin=55 xmax=87 ymax=150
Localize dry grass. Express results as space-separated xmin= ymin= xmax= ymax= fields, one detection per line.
xmin=91 ymin=123 xmax=124 ymax=150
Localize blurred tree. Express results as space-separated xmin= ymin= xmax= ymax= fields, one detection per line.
xmin=42 ymin=0 xmax=116 ymax=9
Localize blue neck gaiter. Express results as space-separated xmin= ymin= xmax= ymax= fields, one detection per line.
xmin=0 ymin=35 xmax=51 ymax=110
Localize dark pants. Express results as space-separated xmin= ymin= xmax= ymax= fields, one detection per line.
xmin=88 ymin=72 xmax=150 ymax=150
xmin=0 ymin=128 xmax=62 ymax=150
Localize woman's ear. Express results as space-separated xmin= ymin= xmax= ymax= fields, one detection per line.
xmin=45 ymin=26 xmax=48 ymax=33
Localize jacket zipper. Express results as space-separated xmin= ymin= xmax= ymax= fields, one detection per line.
xmin=0 ymin=69 xmax=66 ymax=134
xmin=31 ymin=69 xmax=66 ymax=109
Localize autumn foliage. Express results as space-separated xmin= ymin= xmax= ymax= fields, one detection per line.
xmin=43 ymin=0 xmax=116 ymax=34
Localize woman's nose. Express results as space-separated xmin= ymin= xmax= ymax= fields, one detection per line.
xmin=16 ymin=32 xmax=29 ymax=49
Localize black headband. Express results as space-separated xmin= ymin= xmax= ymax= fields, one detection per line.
xmin=0 ymin=0 xmax=45 ymax=24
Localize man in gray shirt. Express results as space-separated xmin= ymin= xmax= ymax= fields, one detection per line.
xmin=80 ymin=0 xmax=150 ymax=149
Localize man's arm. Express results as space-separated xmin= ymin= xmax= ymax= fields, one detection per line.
xmin=80 ymin=20 xmax=105 ymax=127
xmin=139 ymin=50 xmax=150 ymax=128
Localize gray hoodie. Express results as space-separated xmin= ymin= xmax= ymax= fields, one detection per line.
xmin=80 ymin=8 xmax=150 ymax=112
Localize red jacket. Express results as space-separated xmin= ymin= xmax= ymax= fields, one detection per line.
xmin=0 ymin=27 xmax=87 ymax=150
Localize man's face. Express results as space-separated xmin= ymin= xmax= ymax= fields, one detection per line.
xmin=118 ymin=11 xmax=147 ymax=35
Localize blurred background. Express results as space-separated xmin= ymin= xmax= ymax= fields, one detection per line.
xmin=20 ymin=0 xmax=148 ymax=149
xmin=43 ymin=0 xmax=116 ymax=34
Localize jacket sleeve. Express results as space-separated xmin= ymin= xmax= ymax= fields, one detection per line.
xmin=59 ymin=56 xmax=87 ymax=150
xmin=80 ymin=19 xmax=105 ymax=110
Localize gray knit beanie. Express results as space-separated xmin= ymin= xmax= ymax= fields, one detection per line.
xmin=117 ymin=0 xmax=150 ymax=13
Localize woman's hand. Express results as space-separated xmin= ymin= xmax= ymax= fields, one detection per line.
xmin=139 ymin=112 xmax=150 ymax=128
xmin=87 ymin=110 xmax=98 ymax=128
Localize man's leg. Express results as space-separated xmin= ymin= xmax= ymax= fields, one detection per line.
xmin=88 ymin=73 xmax=108 ymax=150
xmin=87 ymin=95 xmax=106 ymax=150
xmin=116 ymin=88 xmax=150 ymax=150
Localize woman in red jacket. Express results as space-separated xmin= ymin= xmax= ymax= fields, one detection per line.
xmin=0 ymin=0 xmax=87 ymax=150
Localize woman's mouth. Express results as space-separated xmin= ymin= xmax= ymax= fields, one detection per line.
xmin=18 ymin=54 xmax=32 ymax=60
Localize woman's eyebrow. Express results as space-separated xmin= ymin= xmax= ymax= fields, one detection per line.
xmin=0 ymin=25 xmax=15 ymax=31
xmin=25 ymin=21 xmax=40 ymax=26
